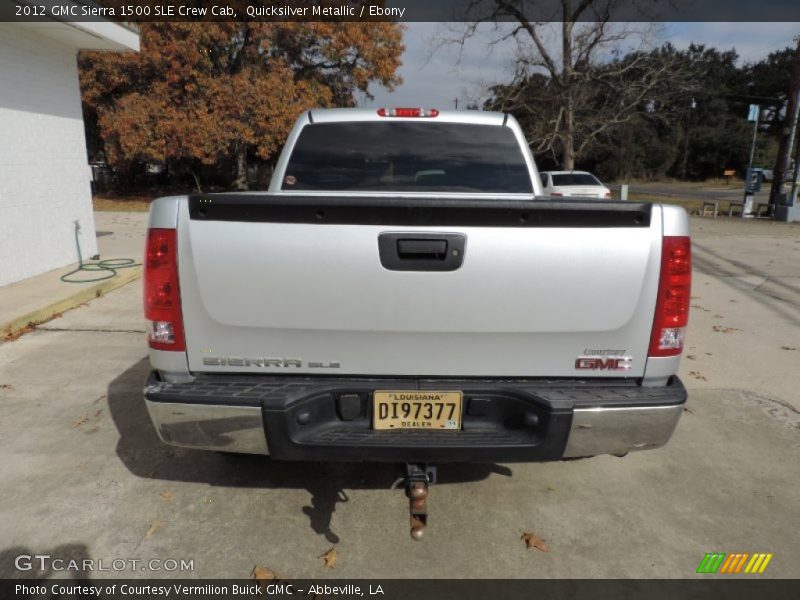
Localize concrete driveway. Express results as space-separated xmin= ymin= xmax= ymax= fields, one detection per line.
xmin=1 ymin=216 xmax=798 ymax=580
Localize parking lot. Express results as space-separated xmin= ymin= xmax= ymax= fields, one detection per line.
xmin=1 ymin=214 xmax=798 ymax=580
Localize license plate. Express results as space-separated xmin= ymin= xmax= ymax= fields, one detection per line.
xmin=372 ymin=391 xmax=462 ymax=430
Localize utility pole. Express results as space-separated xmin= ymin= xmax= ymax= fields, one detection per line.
xmin=769 ymin=38 xmax=800 ymax=207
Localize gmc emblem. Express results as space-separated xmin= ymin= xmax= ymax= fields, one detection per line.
xmin=575 ymin=356 xmax=633 ymax=371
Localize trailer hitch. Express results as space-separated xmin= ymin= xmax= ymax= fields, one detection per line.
xmin=393 ymin=463 xmax=437 ymax=540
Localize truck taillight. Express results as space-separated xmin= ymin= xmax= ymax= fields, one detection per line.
xmin=377 ymin=107 xmax=439 ymax=118
xmin=648 ymin=236 xmax=691 ymax=357
xmin=144 ymin=228 xmax=185 ymax=351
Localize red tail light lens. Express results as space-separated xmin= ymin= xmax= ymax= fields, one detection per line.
xmin=648 ymin=236 xmax=691 ymax=357
xmin=377 ymin=107 xmax=439 ymax=118
xmin=144 ymin=228 xmax=184 ymax=351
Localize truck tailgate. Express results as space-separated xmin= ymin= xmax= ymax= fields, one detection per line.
xmin=177 ymin=195 xmax=662 ymax=378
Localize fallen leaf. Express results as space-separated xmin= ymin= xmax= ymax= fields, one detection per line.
xmin=546 ymin=486 xmax=556 ymax=492
xmin=92 ymin=394 xmax=106 ymax=404
xmin=686 ymin=355 xmax=696 ymax=360
xmin=320 ymin=547 xmax=338 ymax=569
xmin=780 ymin=346 xmax=798 ymax=351
xmin=689 ymin=371 xmax=707 ymax=381
xmin=72 ymin=416 xmax=88 ymax=428
xmin=251 ymin=565 xmax=277 ymax=591
xmin=93 ymin=409 xmax=103 ymax=419
xmin=0 ymin=384 xmax=13 ymax=390
xmin=521 ymin=531 xmax=549 ymax=553
xmin=712 ymin=325 xmax=739 ymax=333
xmin=683 ymin=407 xmax=694 ymax=414
xmin=160 ymin=491 xmax=175 ymax=503
xmin=145 ymin=519 xmax=164 ymax=539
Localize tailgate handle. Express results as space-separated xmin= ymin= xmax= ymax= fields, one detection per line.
xmin=397 ymin=239 xmax=447 ymax=260
xmin=378 ymin=233 xmax=466 ymax=272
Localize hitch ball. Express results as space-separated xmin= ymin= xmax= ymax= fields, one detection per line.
xmin=409 ymin=485 xmax=428 ymax=500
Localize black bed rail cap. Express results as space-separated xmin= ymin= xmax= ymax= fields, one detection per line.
xmin=188 ymin=193 xmax=652 ymax=228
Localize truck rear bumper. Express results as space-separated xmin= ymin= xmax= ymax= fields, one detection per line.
xmin=143 ymin=372 xmax=686 ymax=462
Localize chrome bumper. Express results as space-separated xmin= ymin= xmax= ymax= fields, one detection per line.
xmin=144 ymin=399 xmax=683 ymax=460
xmin=145 ymin=400 xmax=268 ymax=455
xmin=562 ymin=404 xmax=683 ymax=458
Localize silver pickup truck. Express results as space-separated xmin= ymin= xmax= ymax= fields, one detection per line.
xmin=142 ymin=109 xmax=690 ymax=529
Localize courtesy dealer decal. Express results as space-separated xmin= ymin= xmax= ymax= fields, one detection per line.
xmin=17 ymin=584 xmax=255 ymax=597
xmin=696 ymin=552 xmax=774 ymax=574
xmin=16 ymin=583 xmax=384 ymax=596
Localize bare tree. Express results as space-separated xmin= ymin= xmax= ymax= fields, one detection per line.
xmin=454 ymin=0 xmax=687 ymax=169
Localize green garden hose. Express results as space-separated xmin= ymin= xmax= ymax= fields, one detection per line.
xmin=60 ymin=220 xmax=140 ymax=283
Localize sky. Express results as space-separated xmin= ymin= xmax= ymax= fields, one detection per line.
xmin=361 ymin=22 xmax=800 ymax=110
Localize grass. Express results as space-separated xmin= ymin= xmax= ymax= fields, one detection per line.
xmin=626 ymin=193 xmax=705 ymax=214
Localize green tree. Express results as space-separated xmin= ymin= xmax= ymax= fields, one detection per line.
xmin=743 ymin=44 xmax=798 ymax=138
xmin=462 ymin=0 xmax=684 ymax=170
xmin=485 ymin=42 xmax=693 ymax=177
xmin=486 ymin=40 xmax=787 ymax=181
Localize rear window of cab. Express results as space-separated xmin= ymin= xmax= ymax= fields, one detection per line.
xmin=282 ymin=122 xmax=533 ymax=194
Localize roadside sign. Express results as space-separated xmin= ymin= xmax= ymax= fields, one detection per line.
xmin=747 ymin=104 xmax=760 ymax=122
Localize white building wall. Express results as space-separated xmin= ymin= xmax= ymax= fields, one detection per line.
xmin=0 ymin=23 xmax=98 ymax=287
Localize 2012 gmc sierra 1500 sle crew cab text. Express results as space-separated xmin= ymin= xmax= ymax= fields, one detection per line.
xmin=142 ymin=108 xmax=690 ymax=536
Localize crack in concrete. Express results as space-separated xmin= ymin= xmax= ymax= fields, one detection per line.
xmin=37 ymin=327 xmax=146 ymax=334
